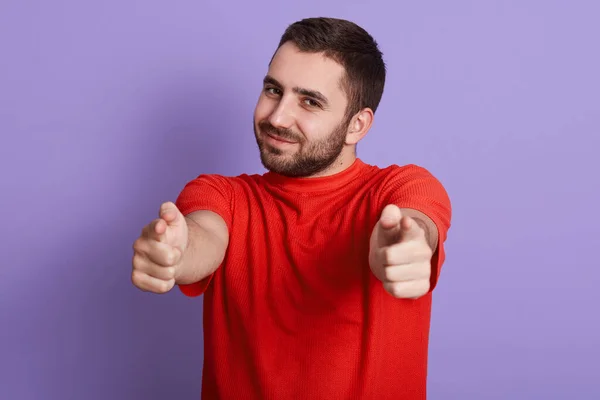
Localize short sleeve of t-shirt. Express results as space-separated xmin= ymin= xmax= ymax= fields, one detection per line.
xmin=379 ymin=165 xmax=452 ymax=290
xmin=175 ymin=174 xmax=234 ymax=297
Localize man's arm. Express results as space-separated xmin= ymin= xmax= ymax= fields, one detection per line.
xmin=370 ymin=166 xmax=452 ymax=298
xmin=174 ymin=210 xmax=229 ymax=285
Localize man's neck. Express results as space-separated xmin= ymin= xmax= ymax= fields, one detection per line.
xmin=307 ymin=153 xmax=357 ymax=178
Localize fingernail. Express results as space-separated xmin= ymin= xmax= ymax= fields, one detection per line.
xmin=382 ymin=217 xmax=397 ymax=225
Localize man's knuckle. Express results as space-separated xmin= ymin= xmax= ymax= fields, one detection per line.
xmin=161 ymin=266 xmax=175 ymax=280
xmin=383 ymin=267 xmax=395 ymax=282
xmin=422 ymin=246 xmax=433 ymax=259
xmin=421 ymin=262 xmax=432 ymax=279
xmin=165 ymin=250 xmax=175 ymax=266
xmin=394 ymin=284 xmax=407 ymax=298
xmin=158 ymin=280 xmax=172 ymax=294
xmin=410 ymin=280 xmax=430 ymax=299
xmin=382 ymin=248 xmax=394 ymax=265
xmin=386 ymin=282 xmax=403 ymax=298
xmin=132 ymin=238 xmax=143 ymax=252
xmin=421 ymin=280 xmax=431 ymax=293
xmin=131 ymin=271 xmax=143 ymax=287
xmin=132 ymin=253 xmax=142 ymax=269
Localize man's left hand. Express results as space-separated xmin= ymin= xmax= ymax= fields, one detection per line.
xmin=369 ymin=204 xmax=433 ymax=299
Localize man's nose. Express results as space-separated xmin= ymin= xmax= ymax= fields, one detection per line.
xmin=268 ymin=98 xmax=295 ymax=130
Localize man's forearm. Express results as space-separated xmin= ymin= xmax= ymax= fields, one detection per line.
xmin=174 ymin=216 xmax=228 ymax=285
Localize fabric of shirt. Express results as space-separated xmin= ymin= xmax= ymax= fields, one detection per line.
xmin=175 ymin=158 xmax=452 ymax=400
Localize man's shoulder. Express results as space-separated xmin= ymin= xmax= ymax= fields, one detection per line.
xmin=176 ymin=171 xmax=269 ymax=218
xmin=183 ymin=171 xmax=268 ymax=192
xmin=364 ymin=161 xmax=439 ymax=183
xmin=365 ymin=161 xmax=449 ymax=202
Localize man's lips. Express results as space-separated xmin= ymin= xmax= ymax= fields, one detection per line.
xmin=265 ymin=132 xmax=297 ymax=144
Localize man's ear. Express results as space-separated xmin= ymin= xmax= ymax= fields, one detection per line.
xmin=345 ymin=108 xmax=374 ymax=145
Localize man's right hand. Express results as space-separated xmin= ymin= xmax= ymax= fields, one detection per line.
xmin=132 ymin=201 xmax=188 ymax=294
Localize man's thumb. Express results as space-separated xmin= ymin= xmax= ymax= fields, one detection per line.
xmin=159 ymin=202 xmax=184 ymax=226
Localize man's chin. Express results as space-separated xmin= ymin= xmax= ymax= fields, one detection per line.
xmin=258 ymin=151 xmax=294 ymax=175
xmin=260 ymin=154 xmax=283 ymax=170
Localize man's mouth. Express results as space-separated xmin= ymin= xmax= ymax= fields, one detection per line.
xmin=265 ymin=132 xmax=297 ymax=144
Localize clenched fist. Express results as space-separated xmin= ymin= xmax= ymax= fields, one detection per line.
xmin=132 ymin=202 xmax=188 ymax=294
xmin=369 ymin=204 xmax=434 ymax=299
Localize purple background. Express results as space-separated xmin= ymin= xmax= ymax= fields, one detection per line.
xmin=2 ymin=1 xmax=599 ymax=399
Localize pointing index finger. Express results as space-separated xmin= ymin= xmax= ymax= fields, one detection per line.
xmin=399 ymin=216 xmax=426 ymax=242
xmin=144 ymin=218 xmax=167 ymax=243
xmin=378 ymin=204 xmax=403 ymax=246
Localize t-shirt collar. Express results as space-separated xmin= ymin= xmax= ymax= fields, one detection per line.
xmin=263 ymin=158 xmax=367 ymax=192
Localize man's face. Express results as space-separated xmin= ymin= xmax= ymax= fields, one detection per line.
xmin=253 ymin=42 xmax=351 ymax=177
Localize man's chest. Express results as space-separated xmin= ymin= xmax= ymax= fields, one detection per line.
xmin=218 ymin=198 xmax=375 ymax=296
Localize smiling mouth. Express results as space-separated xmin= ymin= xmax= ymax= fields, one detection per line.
xmin=265 ymin=132 xmax=297 ymax=144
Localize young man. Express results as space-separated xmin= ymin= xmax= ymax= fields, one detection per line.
xmin=132 ymin=17 xmax=452 ymax=400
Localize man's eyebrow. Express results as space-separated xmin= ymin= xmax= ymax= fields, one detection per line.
xmin=263 ymin=75 xmax=282 ymax=88
xmin=263 ymin=75 xmax=330 ymax=106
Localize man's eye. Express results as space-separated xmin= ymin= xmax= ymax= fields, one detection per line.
xmin=265 ymin=87 xmax=281 ymax=96
xmin=303 ymin=99 xmax=320 ymax=108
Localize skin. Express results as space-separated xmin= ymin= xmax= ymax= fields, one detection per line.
xmin=131 ymin=42 xmax=439 ymax=300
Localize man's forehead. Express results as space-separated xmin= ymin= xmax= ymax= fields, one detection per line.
xmin=268 ymin=42 xmax=345 ymax=97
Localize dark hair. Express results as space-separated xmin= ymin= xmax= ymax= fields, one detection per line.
xmin=275 ymin=17 xmax=386 ymax=117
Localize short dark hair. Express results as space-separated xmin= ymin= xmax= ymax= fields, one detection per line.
xmin=275 ymin=17 xmax=386 ymax=118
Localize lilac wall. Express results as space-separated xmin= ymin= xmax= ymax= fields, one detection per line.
xmin=2 ymin=1 xmax=599 ymax=399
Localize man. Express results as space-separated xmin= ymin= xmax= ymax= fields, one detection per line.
xmin=132 ymin=17 xmax=452 ymax=400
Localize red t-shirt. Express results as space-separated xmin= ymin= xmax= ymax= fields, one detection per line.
xmin=175 ymin=159 xmax=452 ymax=400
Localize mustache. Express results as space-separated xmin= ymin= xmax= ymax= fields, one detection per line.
xmin=258 ymin=121 xmax=302 ymax=142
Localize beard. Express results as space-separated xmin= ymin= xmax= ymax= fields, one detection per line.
xmin=253 ymin=118 xmax=349 ymax=178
